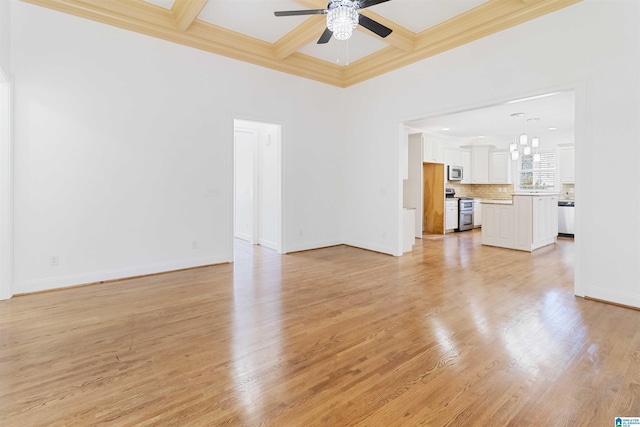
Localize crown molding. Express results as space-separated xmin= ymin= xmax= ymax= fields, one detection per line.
xmin=20 ymin=0 xmax=582 ymax=88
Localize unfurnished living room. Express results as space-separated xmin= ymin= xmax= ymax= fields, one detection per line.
xmin=1 ymin=0 xmax=639 ymax=426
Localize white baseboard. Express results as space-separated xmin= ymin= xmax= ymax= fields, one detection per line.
xmin=585 ymin=285 xmax=640 ymax=309
xmin=258 ymin=238 xmax=277 ymax=250
xmin=342 ymin=239 xmax=397 ymax=256
xmin=234 ymin=232 xmax=251 ymax=242
xmin=284 ymin=239 xmax=342 ymax=254
xmin=14 ymin=255 xmax=229 ymax=295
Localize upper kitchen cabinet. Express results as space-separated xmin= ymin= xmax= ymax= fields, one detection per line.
xmin=460 ymin=151 xmax=471 ymax=183
xmin=559 ymin=146 xmax=575 ymax=184
xmin=444 ymin=148 xmax=471 ymax=183
xmin=471 ymin=147 xmax=489 ymax=183
xmin=423 ymin=135 xmax=445 ymax=164
xmin=488 ymin=150 xmax=512 ymax=184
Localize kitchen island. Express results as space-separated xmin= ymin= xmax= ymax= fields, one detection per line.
xmin=481 ymin=193 xmax=558 ymax=252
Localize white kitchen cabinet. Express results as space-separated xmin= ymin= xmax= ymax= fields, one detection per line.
xmin=445 ymin=148 xmax=471 ymax=182
xmin=481 ymin=203 xmax=513 ymax=248
xmin=403 ymin=208 xmax=416 ymax=252
xmin=482 ymin=194 xmax=557 ymax=251
xmin=460 ymin=150 xmax=471 ymax=183
xmin=532 ymin=195 xmax=558 ymax=248
xmin=513 ymin=195 xmax=558 ymax=251
xmin=488 ymin=150 xmax=512 ymax=184
xmin=445 ymin=200 xmax=458 ymax=231
xmin=559 ymin=147 xmax=575 ymax=184
xmin=471 ymin=147 xmax=489 ymax=184
xmin=474 ymin=198 xmax=482 ymax=227
xmin=444 ymin=148 xmax=459 ymax=167
xmin=423 ymin=136 xmax=444 ymax=164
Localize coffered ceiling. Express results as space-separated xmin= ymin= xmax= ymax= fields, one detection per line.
xmin=22 ymin=0 xmax=581 ymax=87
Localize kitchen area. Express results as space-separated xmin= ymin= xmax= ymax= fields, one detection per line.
xmin=402 ymin=90 xmax=575 ymax=253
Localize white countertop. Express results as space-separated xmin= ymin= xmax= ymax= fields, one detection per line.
xmin=481 ymin=199 xmax=513 ymax=205
xmin=512 ymin=192 xmax=560 ymax=196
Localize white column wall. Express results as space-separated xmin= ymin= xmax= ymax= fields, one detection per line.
xmin=10 ymin=1 xmax=345 ymax=293
xmin=343 ymin=0 xmax=640 ymax=307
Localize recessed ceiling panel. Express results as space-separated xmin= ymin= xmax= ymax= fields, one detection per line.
xmin=143 ymin=0 xmax=174 ymax=9
xmin=370 ymin=0 xmax=488 ymax=33
xmin=299 ymin=30 xmax=389 ymax=65
xmin=197 ymin=0 xmax=310 ymax=43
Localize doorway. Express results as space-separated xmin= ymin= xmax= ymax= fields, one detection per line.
xmin=0 ymin=71 xmax=12 ymax=300
xmin=233 ymin=119 xmax=282 ymax=257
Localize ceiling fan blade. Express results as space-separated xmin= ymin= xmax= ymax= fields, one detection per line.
xmin=358 ymin=0 xmax=391 ymax=9
xmin=274 ymin=9 xmax=326 ymax=17
xmin=317 ymin=28 xmax=333 ymax=44
xmin=358 ymin=14 xmax=392 ymax=38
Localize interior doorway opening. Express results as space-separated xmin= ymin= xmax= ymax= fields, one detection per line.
xmin=233 ymin=119 xmax=282 ymax=258
xmin=399 ymin=89 xmax=577 ymax=292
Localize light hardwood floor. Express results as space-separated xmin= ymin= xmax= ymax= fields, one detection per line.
xmin=1 ymin=230 xmax=638 ymax=426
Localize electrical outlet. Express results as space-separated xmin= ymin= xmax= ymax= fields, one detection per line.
xmin=49 ymin=255 xmax=59 ymax=267
xmin=192 ymin=240 xmax=198 ymax=250
xmin=299 ymin=230 xmax=303 ymax=237
xmin=382 ymin=232 xmax=387 ymax=239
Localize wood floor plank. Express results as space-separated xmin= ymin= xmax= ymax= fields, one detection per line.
xmin=1 ymin=231 xmax=638 ymax=426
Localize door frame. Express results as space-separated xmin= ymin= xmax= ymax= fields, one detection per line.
xmin=233 ymin=126 xmax=259 ymax=245
xmin=229 ymin=116 xmax=284 ymax=261
xmin=0 ymin=69 xmax=13 ymax=300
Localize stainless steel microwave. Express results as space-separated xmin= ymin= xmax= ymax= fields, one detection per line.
xmin=448 ymin=165 xmax=463 ymax=181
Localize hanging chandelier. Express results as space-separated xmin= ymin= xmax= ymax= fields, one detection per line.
xmin=509 ymin=113 xmax=541 ymax=162
xmin=327 ymin=1 xmax=359 ymax=41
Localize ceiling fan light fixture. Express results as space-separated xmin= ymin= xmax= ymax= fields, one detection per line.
xmin=327 ymin=1 xmax=359 ymax=41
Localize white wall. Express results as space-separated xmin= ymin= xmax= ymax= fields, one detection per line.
xmin=343 ymin=0 xmax=640 ymax=307
xmin=0 ymin=0 xmax=10 ymax=77
xmin=8 ymin=0 xmax=640 ymax=309
xmin=10 ymin=1 xmax=345 ymax=294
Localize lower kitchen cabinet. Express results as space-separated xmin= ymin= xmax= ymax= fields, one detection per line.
xmin=481 ymin=203 xmax=513 ymax=248
xmin=474 ymin=198 xmax=482 ymax=227
xmin=445 ymin=200 xmax=458 ymax=231
xmin=481 ymin=194 xmax=557 ymax=251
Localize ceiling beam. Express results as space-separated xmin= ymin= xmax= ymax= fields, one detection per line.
xmin=273 ymin=16 xmax=327 ymax=60
xmin=172 ymin=0 xmax=209 ymax=32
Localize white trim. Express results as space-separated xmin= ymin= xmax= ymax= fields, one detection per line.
xmin=285 ymin=239 xmax=344 ymax=254
xmin=572 ymin=82 xmax=586 ymax=298
xmin=0 ymin=73 xmax=13 ymax=300
xmin=342 ymin=238 xmax=397 ymax=257
xmin=14 ymin=256 xmax=229 ymax=295
xmin=258 ymin=238 xmax=277 ymax=250
xmin=585 ymin=285 xmax=640 ymax=309
xmin=396 ymin=122 xmax=405 ymax=257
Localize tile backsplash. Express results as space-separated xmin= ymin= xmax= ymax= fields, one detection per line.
xmin=446 ymin=183 xmax=514 ymax=199
xmin=447 ymin=182 xmax=575 ymax=200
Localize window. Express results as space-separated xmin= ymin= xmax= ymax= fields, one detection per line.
xmin=519 ymin=150 xmax=556 ymax=190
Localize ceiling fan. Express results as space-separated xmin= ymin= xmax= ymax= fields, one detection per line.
xmin=274 ymin=0 xmax=393 ymax=44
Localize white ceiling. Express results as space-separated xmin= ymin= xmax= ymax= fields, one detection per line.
xmin=143 ymin=0 xmax=489 ymax=65
xmin=405 ymin=91 xmax=576 ymax=150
